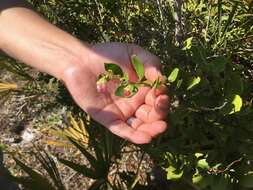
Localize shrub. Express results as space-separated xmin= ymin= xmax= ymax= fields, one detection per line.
xmin=1 ymin=0 xmax=252 ymax=189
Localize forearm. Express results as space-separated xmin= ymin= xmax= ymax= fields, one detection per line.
xmin=0 ymin=5 xmax=88 ymax=79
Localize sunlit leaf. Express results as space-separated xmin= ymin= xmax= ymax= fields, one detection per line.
xmin=131 ymin=55 xmax=145 ymax=81
xmin=182 ymin=37 xmax=193 ymax=50
xmin=166 ymin=166 xmax=183 ymax=180
xmin=168 ymin=68 xmax=179 ymax=83
xmin=197 ymin=159 xmax=210 ymax=170
xmin=229 ymin=94 xmax=243 ymax=114
xmin=187 ymin=76 xmax=201 ymax=90
xmin=192 ymin=174 xmax=203 ymax=184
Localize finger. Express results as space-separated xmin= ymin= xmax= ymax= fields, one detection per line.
xmin=148 ymin=95 xmax=169 ymax=122
xmin=137 ymin=121 xmax=167 ymax=137
xmin=145 ymin=85 xmax=168 ymax=106
xmin=106 ymin=120 xmax=152 ymax=144
xmin=135 ymin=104 xmax=151 ymax=122
xmin=126 ymin=117 xmax=143 ymax=129
xmin=135 ymin=95 xmax=169 ymax=123
xmin=155 ymin=94 xmax=170 ymax=111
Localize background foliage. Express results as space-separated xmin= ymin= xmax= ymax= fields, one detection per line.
xmin=0 ymin=0 xmax=253 ymax=189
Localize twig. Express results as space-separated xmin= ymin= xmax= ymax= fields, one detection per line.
xmin=208 ymin=158 xmax=243 ymax=174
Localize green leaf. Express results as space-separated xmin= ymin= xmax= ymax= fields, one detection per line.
xmin=166 ymin=166 xmax=183 ymax=180
xmin=209 ymin=56 xmax=227 ymax=74
xmin=187 ymin=76 xmax=201 ymax=90
xmin=182 ymin=37 xmax=193 ymax=50
xmin=104 ymin=63 xmax=123 ymax=77
xmin=197 ymin=159 xmax=210 ymax=170
xmin=239 ymin=174 xmax=253 ymax=188
xmin=115 ymin=84 xmax=138 ymax=98
xmin=131 ymin=55 xmax=145 ymax=81
xmin=192 ymin=174 xmax=203 ymax=184
xmin=229 ymin=95 xmax=243 ymax=114
xmin=168 ymin=68 xmax=179 ymax=83
xmin=115 ymin=85 xmax=126 ymax=97
xmin=225 ymin=73 xmax=244 ymax=95
xmin=176 ymin=79 xmax=183 ymax=89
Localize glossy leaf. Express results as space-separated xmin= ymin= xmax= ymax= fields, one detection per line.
xmin=197 ymin=159 xmax=210 ymax=170
xmin=115 ymin=85 xmax=126 ymax=97
xmin=104 ymin=63 xmax=123 ymax=77
xmin=187 ymin=76 xmax=201 ymax=90
xmin=229 ymin=95 xmax=243 ymax=114
xmin=131 ymin=55 xmax=145 ymax=81
xmin=166 ymin=166 xmax=183 ymax=180
xmin=182 ymin=37 xmax=193 ymax=50
xmin=168 ymin=68 xmax=179 ymax=83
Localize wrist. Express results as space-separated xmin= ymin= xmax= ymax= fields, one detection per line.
xmin=60 ymin=42 xmax=92 ymax=83
xmin=51 ymin=41 xmax=88 ymax=80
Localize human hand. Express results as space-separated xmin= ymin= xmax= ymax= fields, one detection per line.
xmin=63 ymin=42 xmax=169 ymax=144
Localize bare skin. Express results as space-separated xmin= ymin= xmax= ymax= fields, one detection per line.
xmin=0 ymin=3 xmax=169 ymax=144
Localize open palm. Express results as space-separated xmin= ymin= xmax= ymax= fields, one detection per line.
xmin=63 ymin=43 xmax=169 ymax=144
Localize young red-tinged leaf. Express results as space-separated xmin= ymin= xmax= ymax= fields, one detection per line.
xmin=115 ymin=84 xmax=138 ymax=98
xmin=96 ymin=83 xmax=107 ymax=93
xmin=96 ymin=75 xmax=108 ymax=93
xmin=131 ymin=55 xmax=145 ymax=81
xmin=123 ymin=89 xmax=131 ymax=97
xmin=104 ymin=63 xmax=124 ymax=77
